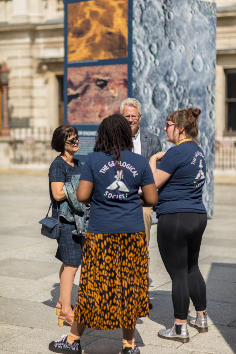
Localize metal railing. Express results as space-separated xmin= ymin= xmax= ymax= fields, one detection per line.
xmin=215 ymin=141 xmax=236 ymax=170
xmin=9 ymin=130 xmax=236 ymax=170
xmin=10 ymin=127 xmax=57 ymax=165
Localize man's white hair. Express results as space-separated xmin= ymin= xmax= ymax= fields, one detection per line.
xmin=120 ymin=98 xmax=141 ymax=116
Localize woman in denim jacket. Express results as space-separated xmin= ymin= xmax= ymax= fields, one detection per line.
xmin=49 ymin=125 xmax=85 ymax=327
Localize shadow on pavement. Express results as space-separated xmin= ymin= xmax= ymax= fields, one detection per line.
xmin=205 ymin=262 xmax=236 ymax=354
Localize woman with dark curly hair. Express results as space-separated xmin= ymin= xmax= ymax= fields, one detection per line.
xmin=149 ymin=107 xmax=208 ymax=343
xmin=49 ymin=115 xmax=158 ymax=354
xmin=49 ymin=125 xmax=83 ymax=326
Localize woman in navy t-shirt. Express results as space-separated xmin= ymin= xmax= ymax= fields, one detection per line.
xmin=149 ymin=107 xmax=208 ymax=343
xmin=49 ymin=125 xmax=83 ymax=325
xmin=49 ymin=115 xmax=158 ymax=354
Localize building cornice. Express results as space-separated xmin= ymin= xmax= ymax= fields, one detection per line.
xmin=217 ymin=49 xmax=236 ymax=55
xmin=217 ymin=7 xmax=236 ymax=17
xmin=0 ymin=21 xmax=64 ymax=33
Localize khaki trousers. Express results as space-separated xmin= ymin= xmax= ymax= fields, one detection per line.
xmin=142 ymin=206 xmax=153 ymax=247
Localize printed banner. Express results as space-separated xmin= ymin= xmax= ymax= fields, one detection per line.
xmin=64 ymin=0 xmax=216 ymax=216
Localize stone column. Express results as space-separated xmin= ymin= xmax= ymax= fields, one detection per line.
xmin=47 ymin=0 xmax=58 ymax=12
xmin=28 ymin=0 xmax=44 ymax=23
xmin=11 ymin=0 xmax=29 ymax=23
xmin=1 ymin=86 xmax=10 ymax=137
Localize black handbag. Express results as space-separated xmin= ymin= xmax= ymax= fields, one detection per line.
xmin=39 ymin=203 xmax=61 ymax=239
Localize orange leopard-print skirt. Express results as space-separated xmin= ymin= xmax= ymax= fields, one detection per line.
xmin=74 ymin=232 xmax=149 ymax=330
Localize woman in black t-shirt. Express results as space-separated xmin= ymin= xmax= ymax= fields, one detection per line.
xmin=149 ymin=107 xmax=208 ymax=344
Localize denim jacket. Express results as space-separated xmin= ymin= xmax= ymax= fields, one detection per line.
xmin=60 ymin=175 xmax=90 ymax=236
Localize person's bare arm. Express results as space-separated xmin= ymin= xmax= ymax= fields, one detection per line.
xmin=141 ymin=184 xmax=158 ymax=207
xmin=51 ymin=182 xmax=66 ymax=201
xmin=149 ymin=152 xmax=171 ymax=188
xmin=77 ymin=180 xmax=93 ymax=204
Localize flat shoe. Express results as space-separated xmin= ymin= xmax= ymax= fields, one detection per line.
xmin=49 ymin=335 xmax=81 ymax=354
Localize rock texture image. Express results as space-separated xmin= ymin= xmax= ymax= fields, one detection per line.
xmin=67 ymin=0 xmax=128 ymax=62
xmin=132 ymin=0 xmax=216 ymax=216
xmin=67 ymin=65 xmax=128 ymax=124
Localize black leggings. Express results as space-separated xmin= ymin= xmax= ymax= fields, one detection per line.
xmin=157 ymin=213 xmax=207 ymax=320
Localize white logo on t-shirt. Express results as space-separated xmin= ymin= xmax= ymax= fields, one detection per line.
xmin=106 ymin=170 xmax=130 ymax=192
xmin=195 ymin=159 xmax=205 ymax=180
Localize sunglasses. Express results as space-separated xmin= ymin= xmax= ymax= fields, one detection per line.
xmin=65 ymin=135 xmax=79 ymax=145
xmin=166 ymin=122 xmax=177 ymax=130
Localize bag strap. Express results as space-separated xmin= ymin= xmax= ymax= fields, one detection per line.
xmin=46 ymin=203 xmax=52 ymax=217
xmin=46 ymin=202 xmax=61 ymax=227
xmin=57 ymin=203 xmax=61 ymax=227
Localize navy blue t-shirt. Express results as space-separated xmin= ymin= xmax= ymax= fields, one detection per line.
xmin=49 ymin=156 xmax=82 ymax=219
xmin=80 ymin=150 xmax=155 ymax=234
xmin=155 ymin=141 xmax=206 ymax=217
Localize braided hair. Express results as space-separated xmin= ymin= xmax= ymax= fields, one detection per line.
xmin=94 ymin=114 xmax=133 ymax=170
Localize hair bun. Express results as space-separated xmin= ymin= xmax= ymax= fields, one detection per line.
xmin=188 ymin=107 xmax=201 ymax=118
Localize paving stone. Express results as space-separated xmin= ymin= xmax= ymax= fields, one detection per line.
xmin=189 ymin=300 xmax=236 ymax=326
xmin=82 ymin=337 xmax=123 ymax=354
xmin=206 ymin=280 xmax=236 ymax=303
xmin=198 ymin=245 xmax=235 ymax=260
xmin=182 ymin=325 xmax=236 ymax=354
xmin=0 ymin=276 xmax=58 ymax=300
xmin=149 ymin=272 xmax=171 ymax=290
xmin=201 ymin=236 xmax=236 ymax=248
xmin=0 ymin=297 xmax=63 ymax=330
xmin=0 ymin=235 xmax=43 ymax=246
xmin=199 ymin=256 xmax=236 ymax=265
xmin=198 ymin=263 xmax=236 ymax=283
xmin=86 ymin=318 xmax=197 ymax=350
xmin=0 ymin=242 xmax=57 ymax=262
xmin=0 ymin=258 xmax=60 ymax=280
xmin=83 ymin=337 xmax=195 ymax=354
xmin=0 ymin=327 xmax=97 ymax=354
xmin=139 ymin=345 xmax=193 ymax=354
xmin=0 ymin=324 xmax=30 ymax=344
xmin=32 ymin=254 xmax=59 ymax=262
xmin=26 ymin=282 xmax=79 ymax=309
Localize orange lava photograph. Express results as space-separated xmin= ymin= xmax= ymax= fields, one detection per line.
xmin=67 ymin=0 xmax=128 ymax=62
xmin=67 ymin=64 xmax=128 ymax=124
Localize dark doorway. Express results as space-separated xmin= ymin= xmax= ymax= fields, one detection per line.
xmin=57 ymin=75 xmax=64 ymax=126
xmin=226 ymin=71 xmax=236 ymax=133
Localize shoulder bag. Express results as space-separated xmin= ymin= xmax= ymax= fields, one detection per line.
xmin=39 ymin=203 xmax=61 ymax=239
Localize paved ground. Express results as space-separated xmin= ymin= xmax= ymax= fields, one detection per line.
xmin=0 ymin=173 xmax=236 ymax=354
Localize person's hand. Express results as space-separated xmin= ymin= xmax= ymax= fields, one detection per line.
xmin=152 ymin=151 xmax=166 ymax=162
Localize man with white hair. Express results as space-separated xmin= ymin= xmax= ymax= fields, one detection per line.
xmin=120 ymin=98 xmax=162 ymax=309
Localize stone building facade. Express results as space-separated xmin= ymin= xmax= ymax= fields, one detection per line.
xmin=0 ymin=0 xmax=64 ymax=131
xmin=0 ymin=0 xmax=235 ymax=168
